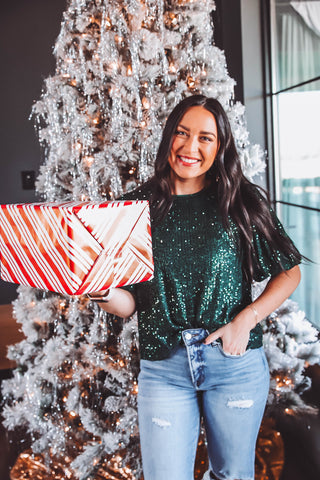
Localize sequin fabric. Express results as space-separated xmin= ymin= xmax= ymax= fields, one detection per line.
xmin=122 ymin=186 xmax=300 ymax=360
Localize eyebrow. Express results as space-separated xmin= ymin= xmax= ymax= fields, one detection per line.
xmin=177 ymin=124 xmax=216 ymax=137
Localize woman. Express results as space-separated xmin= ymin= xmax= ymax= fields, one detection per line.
xmin=88 ymin=95 xmax=301 ymax=480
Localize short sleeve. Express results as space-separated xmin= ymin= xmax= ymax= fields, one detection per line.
xmin=120 ymin=283 xmax=137 ymax=298
xmin=252 ymin=209 xmax=301 ymax=282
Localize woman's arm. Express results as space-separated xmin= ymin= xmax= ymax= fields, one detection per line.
xmin=204 ymin=264 xmax=301 ymax=354
xmin=88 ymin=288 xmax=136 ymax=318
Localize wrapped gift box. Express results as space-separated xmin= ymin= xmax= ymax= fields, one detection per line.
xmin=0 ymin=200 xmax=153 ymax=295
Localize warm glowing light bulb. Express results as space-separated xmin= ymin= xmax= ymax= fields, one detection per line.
xmin=187 ymin=76 xmax=196 ymax=88
xmin=142 ymin=97 xmax=150 ymax=109
xmin=115 ymin=35 xmax=123 ymax=43
xmin=84 ymin=155 xmax=94 ymax=166
xmin=127 ymin=65 xmax=133 ymax=76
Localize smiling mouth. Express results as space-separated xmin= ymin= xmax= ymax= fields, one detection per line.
xmin=177 ymin=155 xmax=201 ymax=166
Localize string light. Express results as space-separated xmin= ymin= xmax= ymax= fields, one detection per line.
xmin=83 ymin=155 xmax=94 ymax=166
xmin=284 ymin=408 xmax=294 ymax=415
xmin=104 ymin=16 xmax=112 ymax=29
xmin=142 ymin=97 xmax=150 ymax=109
xmin=187 ymin=76 xmax=196 ymax=89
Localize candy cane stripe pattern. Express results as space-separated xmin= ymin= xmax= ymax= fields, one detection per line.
xmin=0 ymin=200 xmax=154 ymax=295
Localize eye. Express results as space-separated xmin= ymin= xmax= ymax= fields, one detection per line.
xmin=175 ymin=130 xmax=187 ymax=136
xmin=200 ymin=135 xmax=213 ymax=142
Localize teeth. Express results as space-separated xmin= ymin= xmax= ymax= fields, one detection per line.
xmin=179 ymin=156 xmax=199 ymax=164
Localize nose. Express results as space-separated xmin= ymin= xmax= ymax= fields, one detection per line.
xmin=184 ymin=134 xmax=200 ymax=153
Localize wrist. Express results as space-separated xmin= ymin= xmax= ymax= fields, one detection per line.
xmin=233 ymin=305 xmax=258 ymax=330
xmin=247 ymin=304 xmax=259 ymax=328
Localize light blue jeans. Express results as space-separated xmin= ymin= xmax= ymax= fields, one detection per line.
xmin=138 ymin=328 xmax=270 ymax=480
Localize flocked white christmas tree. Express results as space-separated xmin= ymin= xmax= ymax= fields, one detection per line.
xmin=1 ymin=1 xmax=320 ymax=479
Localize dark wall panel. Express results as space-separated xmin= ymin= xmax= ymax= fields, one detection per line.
xmin=0 ymin=0 xmax=66 ymax=303
xmin=213 ymin=0 xmax=244 ymax=103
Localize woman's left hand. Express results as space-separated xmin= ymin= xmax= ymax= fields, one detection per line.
xmin=203 ymin=309 xmax=255 ymax=355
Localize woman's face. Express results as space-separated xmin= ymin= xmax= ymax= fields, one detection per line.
xmin=168 ymin=106 xmax=219 ymax=191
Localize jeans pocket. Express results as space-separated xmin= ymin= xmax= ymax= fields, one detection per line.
xmin=217 ymin=343 xmax=251 ymax=358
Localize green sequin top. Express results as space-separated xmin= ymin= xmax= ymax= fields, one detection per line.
xmin=122 ymin=186 xmax=300 ymax=361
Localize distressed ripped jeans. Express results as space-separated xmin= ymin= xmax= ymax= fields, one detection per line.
xmin=138 ymin=328 xmax=270 ymax=480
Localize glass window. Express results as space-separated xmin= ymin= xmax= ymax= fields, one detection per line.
xmin=270 ymin=0 xmax=320 ymax=328
xmin=275 ymin=84 xmax=320 ymax=209
xmin=273 ymin=0 xmax=320 ymax=91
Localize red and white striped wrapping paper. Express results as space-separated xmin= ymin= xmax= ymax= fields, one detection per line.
xmin=0 ymin=200 xmax=154 ymax=295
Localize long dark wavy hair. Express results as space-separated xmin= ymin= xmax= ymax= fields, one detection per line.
xmin=144 ymin=94 xmax=301 ymax=283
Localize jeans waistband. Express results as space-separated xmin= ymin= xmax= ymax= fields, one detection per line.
xmin=181 ymin=328 xmax=209 ymax=347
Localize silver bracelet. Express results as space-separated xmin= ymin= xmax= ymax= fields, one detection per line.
xmin=87 ymin=289 xmax=112 ymax=303
xmin=249 ymin=304 xmax=259 ymax=325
